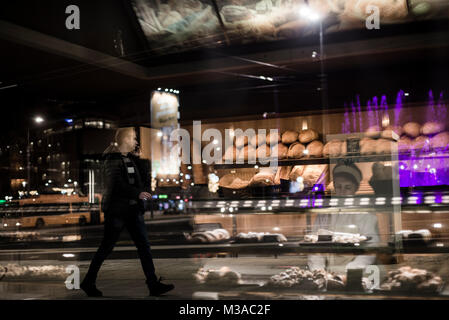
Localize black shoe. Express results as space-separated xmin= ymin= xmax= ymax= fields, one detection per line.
xmin=147 ymin=277 xmax=174 ymax=296
xmin=80 ymin=281 xmax=103 ymax=297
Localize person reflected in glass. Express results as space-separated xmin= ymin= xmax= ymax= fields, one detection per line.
xmin=80 ymin=127 xmax=174 ymax=297
xmin=308 ymin=162 xmax=381 ymax=273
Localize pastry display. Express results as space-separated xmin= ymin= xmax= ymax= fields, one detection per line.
xmin=287 ymin=142 xmax=306 ymax=159
xmin=271 ymin=143 xmax=288 ymax=159
xmin=299 ymin=129 xmax=319 ymax=144
xmin=266 ymin=131 xmax=281 ymax=145
xmin=235 ymin=232 xmax=287 ymax=243
xmin=379 ymin=266 xmax=443 ymax=293
xmin=301 ymin=165 xmax=328 ymax=187
xmin=304 ymin=229 xmax=368 ymax=244
xmin=403 ymin=122 xmax=421 ymax=138
xmin=188 ymin=228 xmax=231 ymax=243
xmin=396 ymin=229 xmax=432 ymax=242
xmin=305 ymin=140 xmax=324 ymax=157
xmin=268 ymin=267 xmax=346 ymax=291
xmin=421 ymin=121 xmax=445 ymax=136
xmin=281 ymin=130 xmax=299 ymax=144
xmin=430 ymin=131 xmax=449 ymax=149
xmin=195 ymin=266 xmax=242 ymax=285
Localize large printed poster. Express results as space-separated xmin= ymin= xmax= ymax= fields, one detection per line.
xmin=131 ymin=0 xmax=449 ymax=54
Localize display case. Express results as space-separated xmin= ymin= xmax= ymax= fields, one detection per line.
xmin=145 ymin=100 xmax=449 ymax=300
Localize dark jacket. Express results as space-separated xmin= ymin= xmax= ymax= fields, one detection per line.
xmin=101 ymin=152 xmax=151 ymax=215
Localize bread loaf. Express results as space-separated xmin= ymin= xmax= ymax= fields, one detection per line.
xmin=398 ymin=136 xmax=412 ymax=153
xmin=381 ymin=125 xmax=403 ymax=140
xmin=289 ymin=165 xmax=305 ymax=181
xmin=237 ymin=145 xmax=256 ymax=161
xmin=281 ymin=130 xmax=299 ymax=144
xmin=323 ymin=140 xmax=342 ymax=157
xmin=422 ymin=121 xmax=445 ymax=136
xmin=411 ymin=135 xmax=430 ymax=150
xmin=249 ymin=171 xmax=276 ymax=187
xmin=223 ymin=145 xmax=237 ymax=162
xmin=271 ymin=143 xmax=288 ymax=159
xmin=266 ymin=131 xmax=281 ymax=145
xmin=430 ymin=131 xmax=449 ymax=149
xmin=249 ymin=132 xmax=267 ymax=147
xmin=299 ymin=129 xmax=319 ymax=144
xmin=365 ymin=125 xmax=381 ymax=138
xmin=360 ymin=138 xmax=376 ymax=155
xmin=306 ymin=140 xmax=324 ymax=157
xmin=287 ymin=142 xmax=306 ymax=159
xmin=256 ymin=144 xmax=271 ymax=159
xmin=376 ymin=138 xmax=397 ymax=154
xmin=403 ymin=122 xmax=421 ymax=138
xmin=235 ymin=135 xmax=248 ymax=148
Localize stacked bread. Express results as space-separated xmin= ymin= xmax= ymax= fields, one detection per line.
xmin=280 ymin=128 xmax=324 ymax=159
xmin=364 ymin=121 xmax=449 ymax=154
xmin=380 ymin=266 xmax=443 ymax=293
xmin=268 ymin=267 xmax=346 ymax=290
xmin=323 ymin=139 xmax=348 ymax=158
xmin=188 ymin=228 xmax=231 ymax=243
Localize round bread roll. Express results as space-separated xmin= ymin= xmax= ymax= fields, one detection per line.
xmin=249 ymin=132 xmax=267 ymax=147
xmin=256 ymin=144 xmax=271 ymax=159
xmin=360 ymin=138 xmax=376 ymax=155
xmin=365 ymin=125 xmax=381 ymax=138
xmin=430 ymin=131 xmax=449 ymax=149
xmin=306 ymin=140 xmax=324 ymax=157
xmin=281 ymin=130 xmax=299 ymax=144
xmin=323 ymin=140 xmax=342 ymax=157
xmin=250 ymin=171 xmax=275 ymax=187
xmin=237 ymin=145 xmax=256 ymax=161
xmin=381 ymin=125 xmax=403 ymax=140
xmin=422 ymin=121 xmax=445 ymax=136
xmin=266 ymin=131 xmax=281 ymax=145
xmin=411 ymin=135 xmax=430 ymax=150
xmin=235 ymin=135 xmax=248 ymax=148
xmin=222 ymin=145 xmax=237 ymax=162
xmin=299 ymin=129 xmax=319 ymax=144
xmin=403 ymin=122 xmax=421 ymax=138
xmin=398 ymin=136 xmax=412 ymax=153
xmin=376 ymin=138 xmax=397 ymax=154
xmin=287 ymin=142 xmax=306 ymax=159
xmin=271 ymin=143 xmax=288 ymax=159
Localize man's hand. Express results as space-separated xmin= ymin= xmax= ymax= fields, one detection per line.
xmin=139 ymin=192 xmax=152 ymax=200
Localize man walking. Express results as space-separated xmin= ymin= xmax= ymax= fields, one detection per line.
xmin=80 ymin=127 xmax=174 ymax=297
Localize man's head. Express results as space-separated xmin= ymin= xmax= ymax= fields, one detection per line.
xmin=115 ymin=127 xmax=137 ymax=153
xmin=333 ymin=162 xmax=362 ymax=196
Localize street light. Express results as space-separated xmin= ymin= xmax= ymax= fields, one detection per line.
xmin=27 ymin=116 xmax=45 ymax=195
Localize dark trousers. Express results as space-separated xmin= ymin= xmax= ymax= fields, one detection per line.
xmin=84 ymin=207 xmax=158 ymax=284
